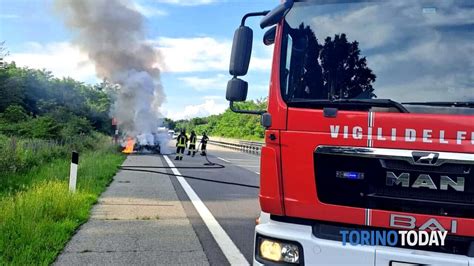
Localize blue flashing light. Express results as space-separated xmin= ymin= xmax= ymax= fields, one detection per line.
xmin=336 ymin=171 xmax=365 ymax=180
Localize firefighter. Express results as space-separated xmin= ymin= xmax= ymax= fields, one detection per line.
xmin=175 ymin=129 xmax=188 ymax=160
xmin=200 ymin=132 xmax=209 ymax=156
xmin=187 ymin=130 xmax=197 ymax=157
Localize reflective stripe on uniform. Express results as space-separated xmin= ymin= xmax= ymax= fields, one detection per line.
xmin=177 ymin=136 xmax=186 ymax=147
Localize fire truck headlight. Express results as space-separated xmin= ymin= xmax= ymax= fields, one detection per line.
xmin=259 ymin=239 xmax=282 ymax=261
xmin=281 ymin=243 xmax=300 ymax=263
xmin=257 ymin=236 xmax=301 ymax=264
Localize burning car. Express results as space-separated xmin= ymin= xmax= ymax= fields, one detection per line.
xmin=122 ymin=128 xmax=172 ymax=154
xmin=122 ymin=133 xmax=160 ymax=154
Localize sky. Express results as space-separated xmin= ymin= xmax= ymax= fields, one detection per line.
xmin=286 ymin=1 xmax=473 ymax=103
xmin=0 ymin=0 xmax=279 ymax=120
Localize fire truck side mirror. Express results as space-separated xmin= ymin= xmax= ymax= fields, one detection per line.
xmin=261 ymin=113 xmax=272 ymax=128
xmin=226 ymin=77 xmax=248 ymax=102
xmin=229 ymin=26 xmax=253 ymax=76
xmin=263 ymin=26 xmax=276 ymax=46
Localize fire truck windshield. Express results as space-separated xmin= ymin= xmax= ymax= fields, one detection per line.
xmin=281 ymin=0 xmax=473 ymax=114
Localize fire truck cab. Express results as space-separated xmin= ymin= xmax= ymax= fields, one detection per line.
xmin=226 ymin=0 xmax=474 ymax=265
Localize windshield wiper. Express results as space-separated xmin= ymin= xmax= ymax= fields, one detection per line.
xmin=402 ymin=101 xmax=474 ymax=108
xmin=289 ymin=98 xmax=409 ymax=113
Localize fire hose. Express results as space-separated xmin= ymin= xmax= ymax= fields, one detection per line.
xmin=119 ymin=143 xmax=260 ymax=189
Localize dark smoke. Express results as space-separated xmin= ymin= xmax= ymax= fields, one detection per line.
xmin=55 ymin=0 xmax=165 ymax=136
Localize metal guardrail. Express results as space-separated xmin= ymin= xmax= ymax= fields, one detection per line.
xmin=207 ymin=139 xmax=264 ymax=155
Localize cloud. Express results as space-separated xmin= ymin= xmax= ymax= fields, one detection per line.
xmin=131 ymin=1 xmax=167 ymax=17
xmin=252 ymin=83 xmax=270 ymax=92
xmin=249 ymin=45 xmax=273 ymax=72
xmin=178 ymin=74 xmax=228 ymax=91
xmin=296 ymin=1 xmax=474 ymax=102
xmin=7 ymin=37 xmax=224 ymax=82
xmin=178 ymin=73 xmax=271 ymax=95
xmin=153 ymin=37 xmax=231 ymax=72
xmin=380 ymin=75 xmax=474 ymax=103
xmin=8 ymin=34 xmax=273 ymax=84
xmin=165 ymin=98 xmax=227 ymax=120
xmin=8 ymin=42 xmax=97 ymax=83
xmin=310 ymin=5 xmax=395 ymax=49
xmin=202 ymin=95 xmax=223 ymax=100
xmin=156 ymin=0 xmax=218 ymax=6
xmin=154 ymin=36 xmax=271 ymax=73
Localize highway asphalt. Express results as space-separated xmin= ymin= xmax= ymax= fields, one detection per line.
xmin=163 ymin=144 xmax=261 ymax=265
xmin=56 ymin=144 xmax=261 ymax=265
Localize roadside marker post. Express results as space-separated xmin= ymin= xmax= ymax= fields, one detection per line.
xmin=69 ymin=151 xmax=79 ymax=192
xmin=112 ymin=118 xmax=119 ymax=144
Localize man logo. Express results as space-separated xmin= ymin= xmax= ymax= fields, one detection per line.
xmin=386 ymin=172 xmax=465 ymax=192
xmin=412 ymin=152 xmax=439 ymax=165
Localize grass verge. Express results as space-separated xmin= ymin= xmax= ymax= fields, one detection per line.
xmin=0 ymin=148 xmax=125 ymax=265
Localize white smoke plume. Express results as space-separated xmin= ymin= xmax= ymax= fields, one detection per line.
xmin=55 ymin=0 xmax=165 ymax=138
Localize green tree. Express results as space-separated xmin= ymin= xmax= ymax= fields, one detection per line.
xmin=168 ymin=99 xmax=267 ymax=140
xmin=292 ymin=26 xmax=376 ymax=100
xmin=320 ymin=33 xmax=376 ymax=99
xmin=0 ymin=62 xmax=114 ymax=139
xmin=0 ymin=41 xmax=8 ymax=69
xmin=0 ymin=63 xmax=26 ymax=112
xmin=1 ymin=105 xmax=29 ymax=122
xmin=163 ymin=118 xmax=176 ymax=130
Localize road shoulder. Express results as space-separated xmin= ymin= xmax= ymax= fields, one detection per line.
xmin=55 ymin=154 xmax=208 ymax=265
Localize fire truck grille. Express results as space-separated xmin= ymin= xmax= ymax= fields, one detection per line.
xmin=314 ymin=151 xmax=474 ymax=219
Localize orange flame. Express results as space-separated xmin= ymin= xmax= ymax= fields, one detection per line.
xmin=122 ymin=138 xmax=135 ymax=154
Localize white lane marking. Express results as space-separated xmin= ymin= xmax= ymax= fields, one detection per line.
xmin=163 ymin=155 xmax=248 ymax=265
xmin=254 ymin=172 xmax=260 ymax=175
xmin=217 ymin=157 xmax=231 ymax=163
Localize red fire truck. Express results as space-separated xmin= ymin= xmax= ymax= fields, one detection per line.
xmin=226 ymin=0 xmax=473 ymax=265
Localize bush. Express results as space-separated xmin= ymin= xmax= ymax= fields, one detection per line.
xmin=1 ymin=105 xmax=29 ymax=122
xmin=0 ymin=134 xmax=111 ymax=177
xmin=19 ymin=116 xmax=60 ymax=139
xmin=0 ymin=148 xmax=124 ymax=265
xmin=59 ymin=116 xmax=93 ymax=139
xmin=0 ymin=181 xmax=94 ymax=264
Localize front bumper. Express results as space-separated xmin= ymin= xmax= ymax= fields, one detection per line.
xmin=254 ymin=216 xmax=473 ymax=266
